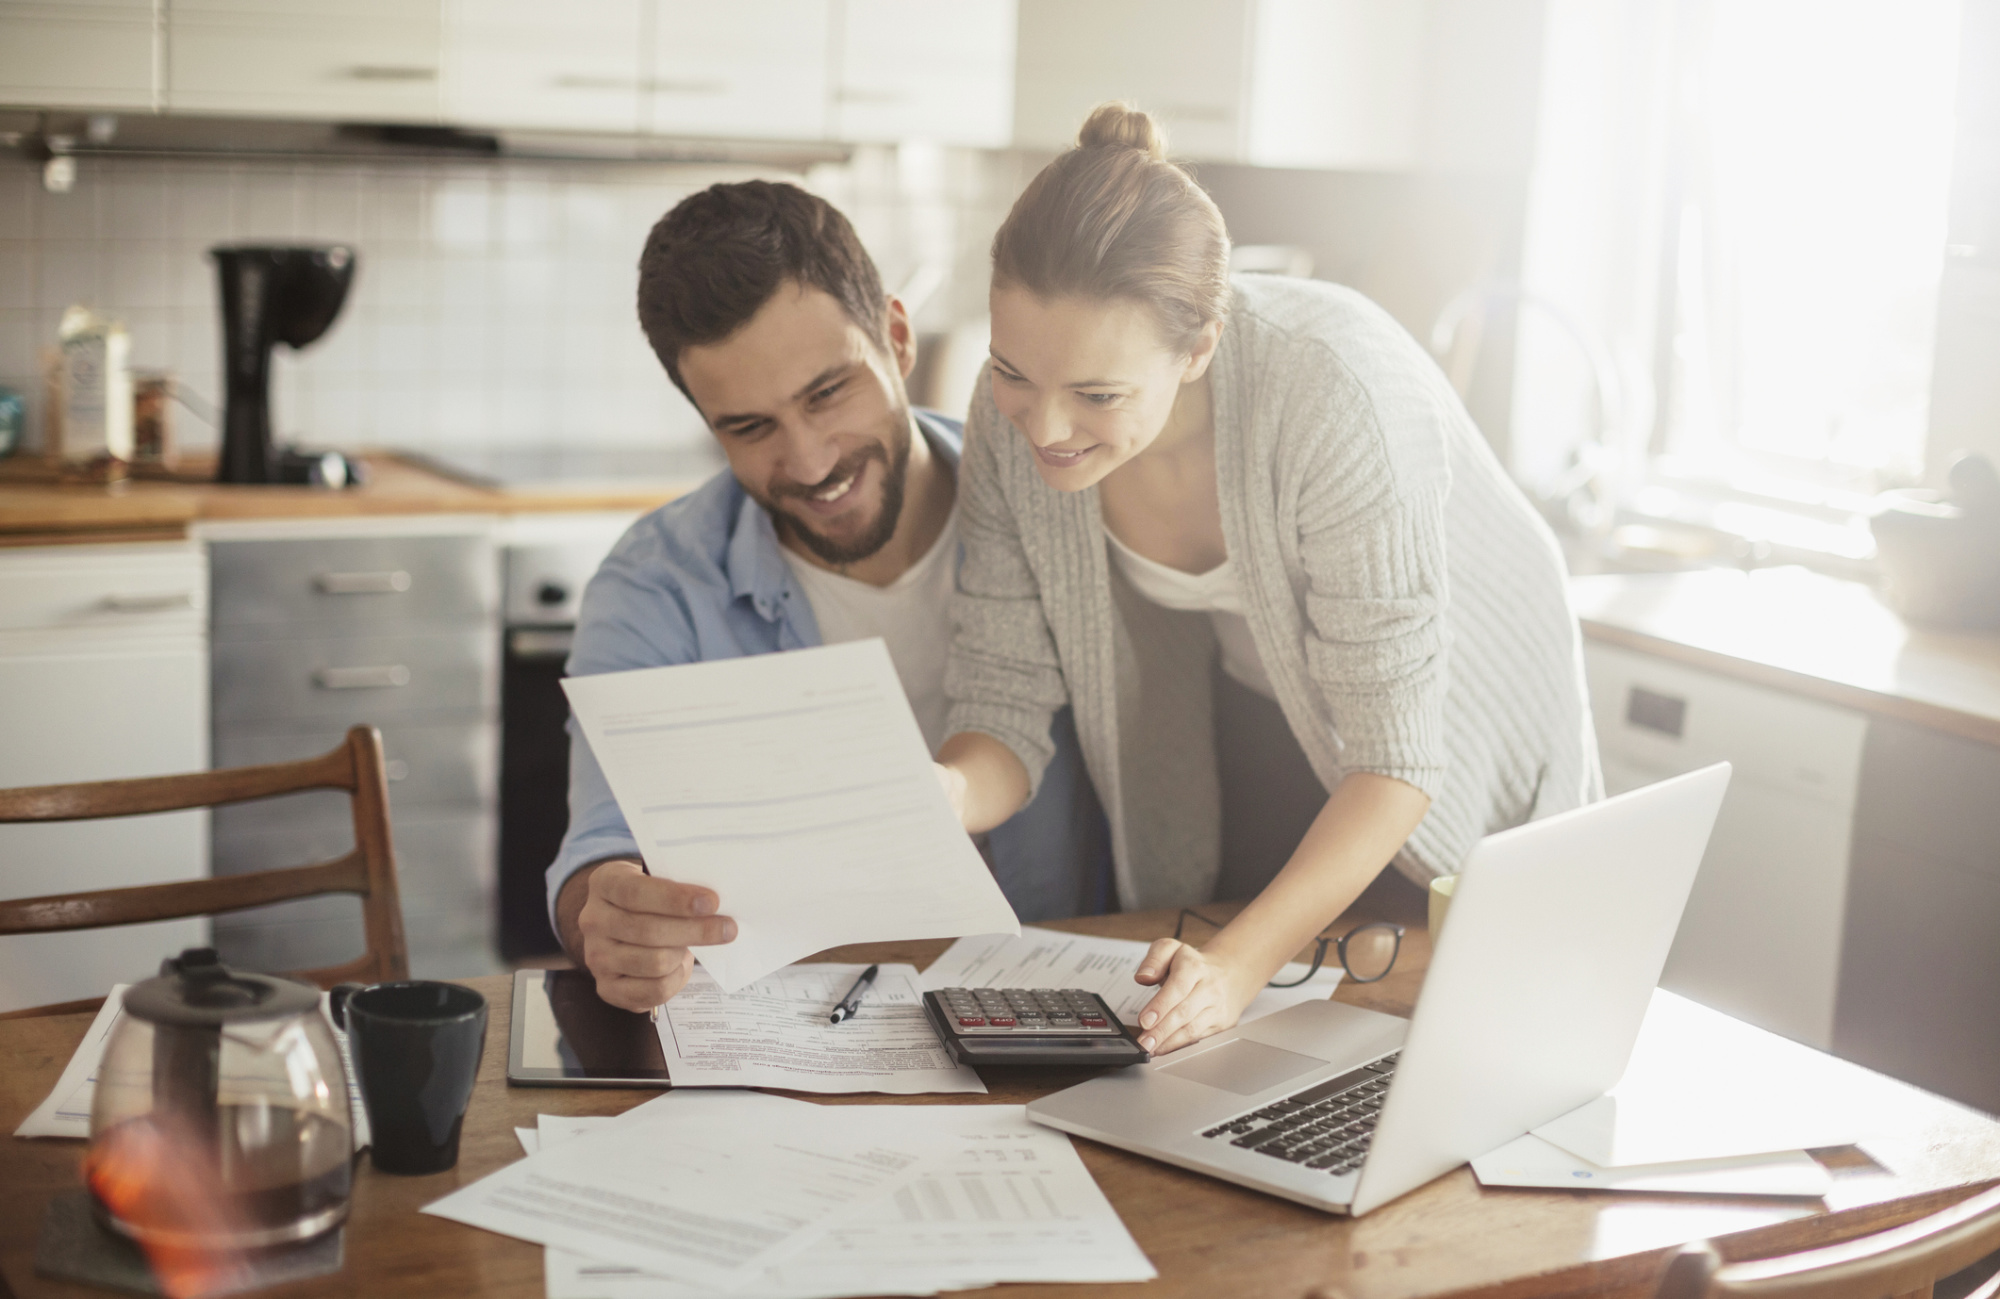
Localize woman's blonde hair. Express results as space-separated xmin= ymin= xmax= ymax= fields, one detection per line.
xmin=991 ymin=102 xmax=1230 ymax=352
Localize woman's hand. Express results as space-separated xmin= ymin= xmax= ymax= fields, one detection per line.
xmin=1131 ymin=939 xmax=1263 ymax=1055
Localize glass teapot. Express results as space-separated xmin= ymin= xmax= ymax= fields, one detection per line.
xmin=87 ymin=949 xmax=353 ymax=1251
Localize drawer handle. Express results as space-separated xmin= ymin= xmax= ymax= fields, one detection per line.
xmin=315 ymin=570 xmax=412 ymax=595
xmin=314 ymin=665 xmax=411 ymax=690
xmin=100 ymin=591 xmax=196 ymax=612
xmin=1626 ymin=686 xmax=1687 ymax=738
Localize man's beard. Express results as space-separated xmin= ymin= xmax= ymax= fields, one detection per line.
xmin=763 ymin=410 xmax=913 ymax=567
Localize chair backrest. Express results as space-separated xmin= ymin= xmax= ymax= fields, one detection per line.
xmin=1656 ymin=1181 xmax=2000 ymax=1299
xmin=0 ymin=725 xmax=408 ymax=1016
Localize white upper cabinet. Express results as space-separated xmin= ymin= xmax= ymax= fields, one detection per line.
xmin=444 ymin=0 xmax=645 ymax=134
xmin=167 ymin=0 xmax=442 ymax=122
xmin=0 ymin=1 xmax=158 ymax=110
xmin=832 ymin=0 xmax=1015 ymax=147
xmin=1014 ymin=0 xmax=1252 ymax=160
xmin=1015 ymin=0 xmax=1542 ymax=169
xmin=649 ymin=0 xmax=829 ymax=141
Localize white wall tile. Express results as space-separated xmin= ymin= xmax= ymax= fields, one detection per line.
xmin=0 ymin=144 xmax=1012 ymax=459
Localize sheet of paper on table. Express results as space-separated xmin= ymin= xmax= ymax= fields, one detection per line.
xmin=424 ymin=1090 xmax=942 ymax=1290
xmin=1532 ymin=990 xmax=1911 ymax=1167
xmin=655 ymin=962 xmax=984 ymax=1094
xmin=1473 ymin=1133 xmax=1833 ymax=1197
xmin=921 ymin=926 xmax=1343 ymax=1027
xmin=563 ymin=639 xmax=1020 ymax=993
xmin=13 ymin=984 xmax=372 ymax=1150
xmin=532 ymin=1095 xmax=1155 ymax=1299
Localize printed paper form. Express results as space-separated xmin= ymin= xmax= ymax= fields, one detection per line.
xmin=657 ymin=963 xmax=984 ymax=1094
xmin=423 ymin=1091 xmax=935 ymax=1290
xmin=922 ymin=927 xmax=1343 ymax=1028
xmin=1472 ymin=1133 xmax=1832 ymax=1197
xmin=536 ymin=1096 xmax=1155 ymax=1299
xmin=14 ymin=985 xmax=371 ymax=1150
xmin=563 ymin=640 xmax=1019 ymax=992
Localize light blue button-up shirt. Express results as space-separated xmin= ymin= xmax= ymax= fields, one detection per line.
xmin=547 ymin=411 xmax=1110 ymax=929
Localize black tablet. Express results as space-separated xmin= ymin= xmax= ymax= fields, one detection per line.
xmin=506 ymin=968 xmax=672 ymax=1087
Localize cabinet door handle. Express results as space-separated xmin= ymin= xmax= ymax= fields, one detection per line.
xmin=99 ymin=591 xmax=196 ymax=612
xmin=1626 ymin=686 xmax=1687 ymax=738
xmin=314 ymin=665 xmax=411 ymax=690
xmin=315 ymin=570 xmax=412 ymax=595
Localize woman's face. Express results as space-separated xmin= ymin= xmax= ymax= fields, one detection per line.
xmin=988 ymin=285 xmax=1219 ymax=492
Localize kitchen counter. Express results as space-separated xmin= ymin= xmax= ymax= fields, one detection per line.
xmin=1571 ymin=565 xmax=2000 ymax=749
xmin=0 ymin=451 xmax=699 ymax=544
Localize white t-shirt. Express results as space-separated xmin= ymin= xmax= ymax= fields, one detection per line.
xmin=1105 ymin=527 xmax=1278 ymax=700
xmin=780 ymin=507 xmax=960 ymax=752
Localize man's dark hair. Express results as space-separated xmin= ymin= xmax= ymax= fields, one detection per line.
xmin=636 ymin=180 xmax=890 ymax=399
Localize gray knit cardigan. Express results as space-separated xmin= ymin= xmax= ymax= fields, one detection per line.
xmin=945 ymin=275 xmax=1601 ymax=910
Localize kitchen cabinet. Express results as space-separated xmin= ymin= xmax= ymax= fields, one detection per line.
xmin=203 ymin=518 xmax=500 ymax=981
xmin=649 ymin=0 xmax=829 ymax=141
xmin=0 ymin=1 xmax=158 ymax=111
xmin=832 ymin=0 xmax=1015 ymax=147
xmin=444 ymin=0 xmax=645 ymax=134
xmin=166 ymin=0 xmax=442 ymax=122
xmin=0 ymin=542 xmax=209 ymax=1014
xmin=1013 ymin=0 xmax=1542 ymax=168
xmin=1585 ymin=641 xmax=1867 ymax=1051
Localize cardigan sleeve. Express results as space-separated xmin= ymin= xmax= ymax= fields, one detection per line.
xmin=1286 ymin=338 xmax=1453 ymax=800
xmin=943 ymin=382 xmax=1072 ymax=800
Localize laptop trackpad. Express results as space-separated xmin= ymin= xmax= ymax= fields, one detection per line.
xmin=1158 ymin=1039 xmax=1329 ymax=1095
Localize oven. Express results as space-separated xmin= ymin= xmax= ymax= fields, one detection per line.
xmin=496 ymin=515 xmax=643 ymax=960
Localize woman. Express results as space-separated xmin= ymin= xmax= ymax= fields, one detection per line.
xmin=935 ymin=103 xmax=1600 ymax=1057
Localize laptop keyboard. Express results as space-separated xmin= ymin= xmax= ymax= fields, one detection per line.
xmin=1198 ymin=1052 xmax=1399 ymax=1176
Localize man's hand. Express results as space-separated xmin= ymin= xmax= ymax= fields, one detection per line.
xmin=555 ymin=860 xmax=737 ymax=1013
xmin=1130 ymin=939 xmax=1262 ymax=1055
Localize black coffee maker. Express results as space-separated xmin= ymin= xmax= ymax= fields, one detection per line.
xmin=212 ymin=245 xmax=357 ymax=485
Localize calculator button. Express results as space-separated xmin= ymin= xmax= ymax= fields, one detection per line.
xmin=1080 ymin=1017 xmax=1107 ymax=1027
xmin=989 ymin=1016 xmax=1016 ymax=1026
xmin=956 ymin=1016 xmax=987 ymax=1027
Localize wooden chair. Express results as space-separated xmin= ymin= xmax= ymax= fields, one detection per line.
xmin=1657 ymin=1182 xmax=2000 ymax=1299
xmin=0 ymin=725 xmax=408 ymax=1017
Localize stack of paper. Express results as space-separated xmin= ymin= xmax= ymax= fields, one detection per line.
xmin=922 ymin=926 xmax=1344 ymax=1027
xmin=655 ymin=963 xmax=984 ymax=1094
xmin=1476 ymin=991 xmax=1912 ymax=1198
xmin=429 ymin=1091 xmax=1154 ymax=1298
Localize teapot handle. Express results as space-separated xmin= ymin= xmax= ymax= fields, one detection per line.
xmin=328 ymin=982 xmax=366 ymax=1030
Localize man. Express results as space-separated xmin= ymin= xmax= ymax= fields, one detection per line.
xmin=549 ymin=180 xmax=1107 ymax=1013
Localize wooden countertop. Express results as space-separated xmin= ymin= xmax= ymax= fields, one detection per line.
xmin=0 ymin=452 xmax=697 ymax=544
xmin=1572 ymin=566 xmax=2000 ymax=749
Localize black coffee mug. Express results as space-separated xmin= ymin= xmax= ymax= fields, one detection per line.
xmin=329 ymin=981 xmax=488 ymax=1175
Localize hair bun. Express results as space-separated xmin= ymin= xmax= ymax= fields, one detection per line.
xmin=1077 ymin=102 xmax=1167 ymax=160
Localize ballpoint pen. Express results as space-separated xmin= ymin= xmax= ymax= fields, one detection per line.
xmin=829 ymin=964 xmax=880 ymax=1024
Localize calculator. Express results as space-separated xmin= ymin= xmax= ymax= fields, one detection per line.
xmin=921 ymin=988 xmax=1152 ymax=1067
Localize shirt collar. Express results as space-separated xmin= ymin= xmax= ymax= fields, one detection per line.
xmin=723 ymin=410 xmax=961 ymax=620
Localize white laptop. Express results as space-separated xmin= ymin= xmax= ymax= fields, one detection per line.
xmin=1027 ymin=762 xmax=1732 ymax=1216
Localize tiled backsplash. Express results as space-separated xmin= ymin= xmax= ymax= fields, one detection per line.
xmin=0 ymin=143 xmax=1030 ymax=458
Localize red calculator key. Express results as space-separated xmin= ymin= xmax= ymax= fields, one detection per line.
xmin=989 ymin=1016 xmax=1017 ymax=1026
xmin=1080 ymin=1017 xmax=1108 ymax=1027
xmin=957 ymin=1016 xmax=987 ymax=1027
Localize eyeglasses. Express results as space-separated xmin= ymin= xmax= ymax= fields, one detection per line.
xmin=1172 ymin=909 xmax=1405 ymax=986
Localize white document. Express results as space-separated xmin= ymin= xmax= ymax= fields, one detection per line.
xmin=1533 ymin=989 xmax=1910 ymax=1167
xmin=657 ymin=963 xmax=984 ymax=1095
xmin=1473 ymin=1133 xmax=1832 ymax=1198
xmin=423 ymin=1090 xmax=935 ymax=1290
xmin=563 ymin=640 xmax=1020 ymax=992
xmin=14 ymin=985 xmax=372 ymax=1150
xmin=921 ymin=927 xmax=1343 ymax=1028
xmin=539 ymin=1098 xmax=1155 ymax=1299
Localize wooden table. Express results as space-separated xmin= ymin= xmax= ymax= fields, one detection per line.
xmin=6 ymin=895 xmax=1999 ymax=1299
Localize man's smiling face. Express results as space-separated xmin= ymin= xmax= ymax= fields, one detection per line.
xmin=679 ymin=281 xmax=918 ymax=567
